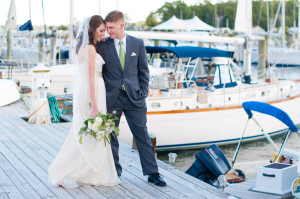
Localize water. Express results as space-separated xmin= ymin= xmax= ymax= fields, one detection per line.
xmin=157 ymin=130 xmax=300 ymax=180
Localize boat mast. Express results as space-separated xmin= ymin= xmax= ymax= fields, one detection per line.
xmin=298 ymin=0 xmax=300 ymax=49
xmin=281 ymin=0 xmax=286 ymax=48
xmin=0 ymin=0 xmax=16 ymax=57
xmin=244 ymin=0 xmax=252 ymax=82
xmin=29 ymin=0 xmax=32 ymax=46
xmin=98 ymin=0 xmax=101 ymax=15
xmin=234 ymin=0 xmax=252 ymax=83
xmin=69 ymin=0 xmax=74 ymax=63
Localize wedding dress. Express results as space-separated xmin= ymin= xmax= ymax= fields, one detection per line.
xmin=48 ymin=53 xmax=120 ymax=188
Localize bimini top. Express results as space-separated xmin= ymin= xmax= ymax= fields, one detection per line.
xmin=145 ymin=46 xmax=231 ymax=58
xmin=242 ymin=101 xmax=298 ymax=132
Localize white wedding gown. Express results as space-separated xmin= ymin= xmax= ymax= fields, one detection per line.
xmin=48 ymin=53 xmax=120 ymax=188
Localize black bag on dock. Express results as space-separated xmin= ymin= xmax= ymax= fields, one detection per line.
xmin=185 ymin=144 xmax=231 ymax=183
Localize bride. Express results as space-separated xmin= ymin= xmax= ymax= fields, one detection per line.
xmin=48 ymin=15 xmax=120 ymax=188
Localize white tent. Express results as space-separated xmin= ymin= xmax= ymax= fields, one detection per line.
xmin=152 ymin=16 xmax=185 ymax=31
xmin=185 ymin=16 xmax=215 ymax=31
xmin=152 ymin=16 xmax=215 ymax=32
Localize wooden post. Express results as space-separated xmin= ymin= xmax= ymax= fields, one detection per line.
xmin=50 ymin=32 xmax=57 ymax=66
xmin=38 ymin=33 xmax=44 ymax=63
xmin=7 ymin=30 xmax=12 ymax=60
xmin=63 ymin=100 xmax=73 ymax=115
xmin=132 ymin=133 xmax=156 ymax=151
xmin=258 ymin=36 xmax=267 ymax=80
xmin=198 ymin=42 xmax=204 ymax=47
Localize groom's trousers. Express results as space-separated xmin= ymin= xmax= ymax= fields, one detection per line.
xmin=108 ymin=90 xmax=158 ymax=176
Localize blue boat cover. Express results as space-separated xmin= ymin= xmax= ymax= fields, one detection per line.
xmin=146 ymin=46 xmax=231 ymax=58
xmin=242 ymin=101 xmax=298 ymax=132
xmin=19 ymin=20 xmax=33 ymax=31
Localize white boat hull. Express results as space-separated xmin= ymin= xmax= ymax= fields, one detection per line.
xmin=0 ymin=79 xmax=20 ymax=107
xmin=119 ymin=95 xmax=300 ymax=151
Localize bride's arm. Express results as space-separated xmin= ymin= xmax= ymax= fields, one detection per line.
xmin=88 ymin=45 xmax=98 ymax=117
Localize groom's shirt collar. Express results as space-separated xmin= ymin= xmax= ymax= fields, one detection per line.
xmin=113 ymin=34 xmax=127 ymax=57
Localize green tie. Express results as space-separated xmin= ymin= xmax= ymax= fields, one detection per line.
xmin=119 ymin=40 xmax=125 ymax=70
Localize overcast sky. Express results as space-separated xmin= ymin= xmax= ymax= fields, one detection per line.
xmin=0 ymin=0 xmax=221 ymax=26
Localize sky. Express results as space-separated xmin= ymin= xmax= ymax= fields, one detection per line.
xmin=0 ymin=0 xmax=219 ymax=27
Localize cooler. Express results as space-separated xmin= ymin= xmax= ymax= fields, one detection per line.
xmin=254 ymin=163 xmax=297 ymax=195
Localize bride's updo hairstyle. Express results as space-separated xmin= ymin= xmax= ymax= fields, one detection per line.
xmin=76 ymin=15 xmax=105 ymax=54
xmin=89 ymin=15 xmax=105 ymax=46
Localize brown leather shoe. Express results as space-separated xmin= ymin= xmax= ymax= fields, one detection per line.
xmin=148 ymin=173 xmax=166 ymax=186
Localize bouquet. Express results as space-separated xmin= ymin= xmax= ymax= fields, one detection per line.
xmin=79 ymin=111 xmax=119 ymax=145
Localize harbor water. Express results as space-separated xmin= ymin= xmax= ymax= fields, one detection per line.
xmin=157 ymin=130 xmax=300 ymax=180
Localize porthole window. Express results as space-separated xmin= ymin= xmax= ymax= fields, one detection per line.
xmin=151 ymin=103 xmax=161 ymax=108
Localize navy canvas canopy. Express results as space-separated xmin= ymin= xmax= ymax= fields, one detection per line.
xmin=19 ymin=20 xmax=33 ymax=31
xmin=242 ymin=101 xmax=298 ymax=132
xmin=146 ymin=46 xmax=231 ymax=58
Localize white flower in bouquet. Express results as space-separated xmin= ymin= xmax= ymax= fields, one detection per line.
xmin=94 ymin=116 xmax=103 ymax=126
xmin=79 ymin=111 xmax=119 ymax=145
xmin=88 ymin=121 xmax=99 ymax=133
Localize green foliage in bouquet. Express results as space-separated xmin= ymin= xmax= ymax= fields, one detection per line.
xmin=78 ymin=111 xmax=119 ymax=146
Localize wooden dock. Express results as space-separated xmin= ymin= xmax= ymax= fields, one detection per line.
xmin=0 ymin=101 xmax=229 ymax=199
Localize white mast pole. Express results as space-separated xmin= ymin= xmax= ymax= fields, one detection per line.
xmin=98 ymin=0 xmax=101 ymax=15
xmin=244 ymin=0 xmax=252 ymax=80
xmin=69 ymin=0 xmax=74 ymax=63
xmin=298 ymin=0 xmax=300 ymax=49
xmin=29 ymin=0 xmax=33 ymax=46
xmin=282 ymin=0 xmax=286 ymax=48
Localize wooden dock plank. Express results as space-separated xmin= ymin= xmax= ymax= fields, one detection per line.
xmin=0 ymin=152 xmax=42 ymax=199
xmin=0 ymin=188 xmax=9 ymax=199
xmin=0 ymin=109 xmax=107 ymax=199
xmin=119 ymin=144 xmax=226 ymax=199
xmin=0 ymin=141 xmax=63 ymax=199
xmin=2 ymin=105 xmax=209 ymax=199
xmin=0 ymin=101 xmax=230 ymax=199
xmin=1 ymin=106 xmax=160 ymax=199
xmin=0 ymin=160 xmax=27 ymax=199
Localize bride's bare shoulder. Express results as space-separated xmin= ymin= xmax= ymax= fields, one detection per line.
xmin=77 ymin=45 xmax=96 ymax=61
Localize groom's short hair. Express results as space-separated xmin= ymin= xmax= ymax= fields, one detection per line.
xmin=105 ymin=10 xmax=124 ymax=23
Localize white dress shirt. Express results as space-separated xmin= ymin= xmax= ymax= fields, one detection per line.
xmin=114 ymin=34 xmax=127 ymax=57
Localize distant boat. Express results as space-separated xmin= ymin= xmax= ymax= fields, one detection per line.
xmin=252 ymin=47 xmax=300 ymax=67
xmin=0 ymin=79 xmax=20 ymax=107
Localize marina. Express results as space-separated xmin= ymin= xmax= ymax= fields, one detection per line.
xmin=1 ymin=96 xmax=298 ymax=199
xmin=1 ymin=0 xmax=300 ymax=198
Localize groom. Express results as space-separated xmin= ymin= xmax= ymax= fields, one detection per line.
xmin=97 ymin=11 xmax=166 ymax=186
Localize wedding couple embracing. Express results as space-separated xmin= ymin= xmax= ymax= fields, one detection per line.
xmin=48 ymin=11 xmax=166 ymax=188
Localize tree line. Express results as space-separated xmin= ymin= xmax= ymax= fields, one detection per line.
xmin=146 ymin=0 xmax=299 ymax=31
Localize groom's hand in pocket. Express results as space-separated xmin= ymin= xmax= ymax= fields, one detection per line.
xmin=90 ymin=106 xmax=99 ymax=117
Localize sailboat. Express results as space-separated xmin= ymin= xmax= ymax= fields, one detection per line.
xmin=0 ymin=0 xmax=40 ymax=66
xmin=0 ymin=0 xmax=20 ymax=107
xmin=251 ymin=0 xmax=300 ymax=66
xmin=117 ymin=0 xmax=300 ymax=151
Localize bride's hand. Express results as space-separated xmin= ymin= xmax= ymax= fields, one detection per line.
xmin=100 ymin=36 xmax=109 ymax=42
xmin=90 ymin=106 xmax=99 ymax=117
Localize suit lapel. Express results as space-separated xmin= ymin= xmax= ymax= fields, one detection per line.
xmin=106 ymin=38 xmax=123 ymax=72
xmin=124 ymin=35 xmax=133 ymax=73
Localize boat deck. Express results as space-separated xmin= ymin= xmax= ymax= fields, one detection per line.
xmin=225 ymin=178 xmax=292 ymax=199
xmin=0 ymin=101 xmax=228 ymax=199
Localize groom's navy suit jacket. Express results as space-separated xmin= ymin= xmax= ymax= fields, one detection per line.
xmin=97 ymin=35 xmax=149 ymax=109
